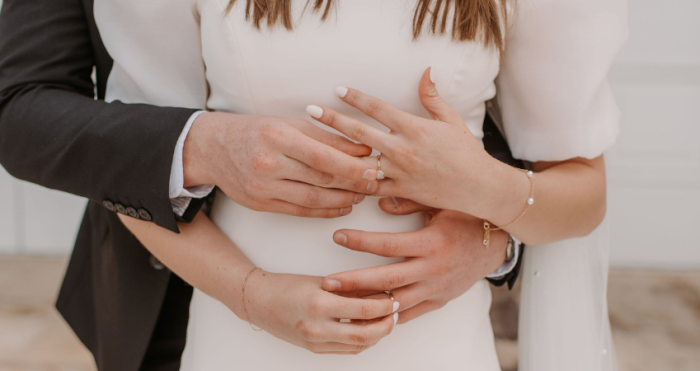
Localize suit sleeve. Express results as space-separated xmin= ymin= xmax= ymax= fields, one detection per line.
xmin=0 ymin=0 xmax=198 ymax=232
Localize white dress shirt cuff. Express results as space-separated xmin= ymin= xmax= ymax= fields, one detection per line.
xmin=486 ymin=235 xmax=521 ymax=279
xmin=169 ymin=111 xmax=215 ymax=215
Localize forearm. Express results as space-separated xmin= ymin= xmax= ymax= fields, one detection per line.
xmin=118 ymin=211 xmax=255 ymax=318
xmin=485 ymin=155 xmax=607 ymax=245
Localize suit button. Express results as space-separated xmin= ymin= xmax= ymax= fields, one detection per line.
xmin=115 ymin=203 xmax=127 ymax=215
xmin=138 ymin=208 xmax=152 ymax=221
xmin=126 ymin=207 xmax=140 ymax=219
xmin=150 ymin=255 xmax=165 ymax=270
xmin=102 ymin=200 xmax=115 ymax=212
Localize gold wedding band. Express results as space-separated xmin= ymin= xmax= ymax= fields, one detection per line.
xmin=376 ymin=154 xmax=385 ymax=180
xmin=383 ymin=290 xmax=395 ymax=301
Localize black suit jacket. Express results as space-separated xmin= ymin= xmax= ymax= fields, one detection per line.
xmin=0 ymin=1 xmax=522 ymax=370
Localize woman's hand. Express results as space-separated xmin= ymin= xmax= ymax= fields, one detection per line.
xmin=321 ymin=198 xmax=509 ymax=324
xmin=239 ymin=270 xmax=399 ymax=354
xmin=305 ymin=68 xmax=524 ymax=221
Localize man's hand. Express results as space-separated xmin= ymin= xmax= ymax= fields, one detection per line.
xmin=183 ymin=112 xmax=379 ymax=218
xmin=322 ymin=197 xmax=509 ymax=324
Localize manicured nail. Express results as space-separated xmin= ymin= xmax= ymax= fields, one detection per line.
xmin=334 ymin=232 xmax=348 ymax=245
xmin=306 ymin=105 xmax=323 ymax=118
xmin=354 ymin=194 xmax=365 ymax=204
xmin=393 ymin=312 xmax=399 ymax=325
xmin=429 ymin=67 xmax=435 ymax=84
xmin=390 ymin=197 xmax=399 ymax=207
xmin=339 ymin=207 xmax=351 ymax=216
xmin=393 ymin=301 xmax=400 ymax=313
xmin=335 ymin=86 xmax=348 ymax=98
xmin=324 ymin=279 xmax=341 ymax=291
xmin=366 ymin=181 xmax=377 ymax=192
xmin=363 ymin=169 xmax=377 ymax=180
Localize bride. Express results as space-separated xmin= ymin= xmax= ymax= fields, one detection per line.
xmin=100 ymin=0 xmax=626 ymax=369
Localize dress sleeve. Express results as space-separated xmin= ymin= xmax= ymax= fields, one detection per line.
xmin=495 ymin=0 xmax=628 ymax=162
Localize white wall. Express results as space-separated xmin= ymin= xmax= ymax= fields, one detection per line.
xmin=0 ymin=0 xmax=699 ymax=268
xmin=606 ymin=0 xmax=700 ymax=269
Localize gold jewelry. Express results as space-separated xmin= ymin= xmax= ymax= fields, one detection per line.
xmin=483 ymin=169 xmax=534 ymax=248
xmin=383 ymin=290 xmax=395 ymax=301
xmin=241 ymin=266 xmax=263 ymax=331
xmin=376 ymin=154 xmax=385 ymax=179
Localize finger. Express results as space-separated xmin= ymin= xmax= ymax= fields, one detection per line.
xmin=322 ymin=260 xmax=425 ymax=292
xmin=394 ymin=299 xmax=446 ymax=325
xmin=360 ymin=155 xmax=401 ymax=180
xmin=419 ymin=67 xmax=463 ymax=124
xmin=260 ymin=199 xmax=350 ymax=218
xmin=325 ymin=311 xmax=396 ymax=345
xmin=306 ymin=341 xmax=376 ymax=354
xmin=324 ymin=294 xmax=398 ymax=320
xmin=378 ymin=197 xmax=437 ymax=215
xmin=306 ymin=104 xmax=395 ymax=154
xmin=332 ymin=228 xmax=431 ymax=257
xmin=294 ymin=119 xmax=373 ymax=157
xmin=335 ymin=86 xmax=413 ymax=132
xmin=284 ymin=159 xmax=378 ymax=195
xmin=283 ymin=127 xmax=378 ymax=181
xmin=275 ymin=180 xmax=358 ymax=209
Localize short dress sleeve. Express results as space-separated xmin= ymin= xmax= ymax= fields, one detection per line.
xmin=495 ymin=0 xmax=628 ymax=162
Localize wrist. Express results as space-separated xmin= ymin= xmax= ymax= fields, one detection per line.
xmin=481 ymin=161 xmax=530 ymax=227
xmin=183 ymin=112 xmax=217 ymax=187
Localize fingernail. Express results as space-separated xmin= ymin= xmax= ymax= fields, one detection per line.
xmin=429 ymin=67 xmax=435 ymax=84
xmin=389 ymin=197 xmax=399 ymax=207
xmin=324 ymin=279 xmax=342 ymax=291
xmin=393 ymin=312 xmax=399 ymax=325
xmin=335 ymin=86 xmax=348 ymax=98
xmin=363 ymin=169 xmax=376 ymax=180
xmin=339 ymin=207 xmax=351 ymax=216
xmin=306 ymin=105 xmax=323 ymax=118
xmin=366 ymin=181 xmax=377 ymax=192
xmin=393 ymin=301 xmax=400 ymax=313
xmin=354 ymin=194 xmax=365 ymax=204
xmin=334 ymin=232 xmax=348 ymax=245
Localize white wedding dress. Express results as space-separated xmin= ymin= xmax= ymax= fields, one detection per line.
xmin=94 ymin=0 xmax=627 ymax=370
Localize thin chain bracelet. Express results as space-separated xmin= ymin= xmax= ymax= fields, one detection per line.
xmin=241 ymin=266 xmax=263 ymax=331
xmin=483 ymin=168 xmax=534 ymax=248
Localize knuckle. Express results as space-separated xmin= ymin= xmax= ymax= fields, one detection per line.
xmin=360 ymin=301 xmax=376 ymax=319
xmin=303 ymin=189 xmax=322 ymax=207
xmin=308 ymin=149 xmax=331 ymax=170
xmin=318 ymin=172 xmax=335 ymax=185
xmin=366 ymin=99 xmax=383 ymax=117
xmin=352 ymin=125 xmax=367 ymax=141
xmin=353 ymin=344 xmax=370 ymax=354
xmin=251 ymin=153 xmax=276 ymax=172
xmin=295 ymin=206 xmax=313 ymax=217
xmin=301 ymin=324 xmax=321 ymax=341
xmin=350 ymin=328 xmax=373 ymax=345
xmin=382 ymin=272 xmax=406 ymax=290
xmin=381 ymin=238 xmax=401 ymax=256
xmin=260 ymin=123 xmax=285 ymax=143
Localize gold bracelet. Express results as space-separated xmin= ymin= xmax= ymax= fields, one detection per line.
xmin=483 ymin=168 xmax=534 ymax=248
xmin=241 ymin=266 xmax=263 ymax=331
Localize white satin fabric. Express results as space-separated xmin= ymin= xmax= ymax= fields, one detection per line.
xmin=93 ymin=0 xmax=626 ymax=369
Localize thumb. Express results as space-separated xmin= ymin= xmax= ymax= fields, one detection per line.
xmin=419 ymin=67 xmax=462 ymax=125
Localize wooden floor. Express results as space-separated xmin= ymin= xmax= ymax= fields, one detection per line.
xmin=1 ymin=256 xmax=699 ymax=371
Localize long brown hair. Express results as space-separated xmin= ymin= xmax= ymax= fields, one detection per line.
xmin=227 ymin=0 xmax=507 ymax=54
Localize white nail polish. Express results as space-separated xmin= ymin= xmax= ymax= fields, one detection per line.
xmin=393 ymin=312 xmax=399 ymax=325
xmin=392 ymin=301 xmax=400 ymax=313
xmin=429 ymin=67 xmax=435 ymax=84
xmin=306 ymin=105 xmax=323 ymax=118
xmin=335 ymin=86 xmax=348 ymax=98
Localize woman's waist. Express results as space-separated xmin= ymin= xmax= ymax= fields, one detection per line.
xmin=209 ymin=192 xmax=424 ymax=276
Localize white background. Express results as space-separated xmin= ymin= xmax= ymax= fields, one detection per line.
xmin=0 ymin=0 xmax=698 ymax=269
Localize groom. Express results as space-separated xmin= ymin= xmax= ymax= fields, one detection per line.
xmin=0 ymin=0 xmax=522 ymax=370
